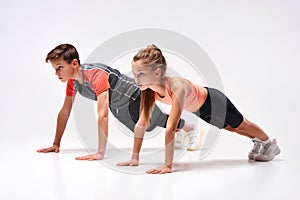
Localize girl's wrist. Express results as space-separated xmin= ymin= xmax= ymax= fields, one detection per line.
xmin=132 ymin=153 xmax=139 ymax=160
xmin=166 ymin=163 xmax=172 ymax=169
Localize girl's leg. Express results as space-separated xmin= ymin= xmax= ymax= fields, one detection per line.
xmin=225 ymin=118 xmax=269 ymax=141
xmin=224 ymin=125 xmax=253 ymax=138
xmin=225 ymin=118 xmax=280 ymax=161
xmin=202 ymin=87 xmax=280 ymax=161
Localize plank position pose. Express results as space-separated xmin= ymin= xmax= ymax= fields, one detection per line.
xmin=118 ymin=44 xmax=281 ymax=174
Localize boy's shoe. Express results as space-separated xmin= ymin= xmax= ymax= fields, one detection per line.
xmin=187 ymin=125 xmax=204 ymax=151
xmin=174 ymin=131 xmax=187 ymax=149
xmin=254 ymin=139 xmax=281 ymax=162
xmin=248 ymin=139 xmax=262 ymax=160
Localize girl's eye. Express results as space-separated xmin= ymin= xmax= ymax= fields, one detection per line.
xmin=132 ymin=72 xmax=145 ymax=77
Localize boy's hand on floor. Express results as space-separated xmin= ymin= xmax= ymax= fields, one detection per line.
xmin=37 ymin=145 xmax=60 ymax=153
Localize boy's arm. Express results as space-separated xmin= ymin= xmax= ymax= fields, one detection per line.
xmin=75 ymin=90 xmax=109 ymax=160
xmin=96 ymin=90 xmax=109 ymax=157
xmin=37 ymin=95 xmax=74 ymax=153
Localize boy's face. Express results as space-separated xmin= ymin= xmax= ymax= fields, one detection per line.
xmin=50 ymin=58 xmax=78 ymax=82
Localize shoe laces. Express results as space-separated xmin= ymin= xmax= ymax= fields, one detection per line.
xmin=260 ymin=140 xmax=274 ymax=154
xmin=252 ymin=139 xmax=262 ymax=153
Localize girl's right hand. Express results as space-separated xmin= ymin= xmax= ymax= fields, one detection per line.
xmin=37 ymin=145 xmax=60 ymax=153
xmin=75 ymin=152 xmax=104 ymax=161
xmin=116 ymin=159 xmax=139 ymax=167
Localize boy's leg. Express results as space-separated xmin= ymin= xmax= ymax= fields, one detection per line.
xmin=110 ymin=106 xmax=135 ymax=132
xmin=128 ymin=95 xmax=185 ymax=132
xmin=146 ymin=104 xmax=185 ymax=131
xmin=127 ymin=96 xmax=205 ymax=150
xmin=110 ymin=98 xmax=185 ymax=134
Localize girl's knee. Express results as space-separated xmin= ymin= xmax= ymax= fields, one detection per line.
xmin=224 ymin=125 xmax=235 ymax=132
xmin=236 ymin=118 xmax=251 ymax=131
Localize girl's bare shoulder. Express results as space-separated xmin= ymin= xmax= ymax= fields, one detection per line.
xmin=168 ymin=77 xmax=190 ymax=92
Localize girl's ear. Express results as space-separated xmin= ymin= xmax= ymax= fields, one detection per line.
xmin=155 ymin=67 xmax=162 ymax=78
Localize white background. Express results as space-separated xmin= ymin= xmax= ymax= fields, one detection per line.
xmin=0 ymin=0 xmax=299 ymax=200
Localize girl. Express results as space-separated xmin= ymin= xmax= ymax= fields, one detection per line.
xmin=117 ymin=44 xmax=280 ymax=174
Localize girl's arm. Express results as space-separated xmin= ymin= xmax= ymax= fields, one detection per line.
xmin=146 ymin=78 xmax=188 ymax=174
xmin=116 ymin=116 xmax=147 ymax=166
xmin=37 ymin=95 xmax=74 ymax=153
xmin=76 ymin=90 xmax=109 ymax=160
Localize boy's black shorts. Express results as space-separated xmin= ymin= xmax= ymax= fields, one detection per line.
xmin=193 ymin=87 xmax=244 ymax=129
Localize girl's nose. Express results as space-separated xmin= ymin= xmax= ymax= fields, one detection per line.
xmin=134 ymin=77 xmax=139 ymax=84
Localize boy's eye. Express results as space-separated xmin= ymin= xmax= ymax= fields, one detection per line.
xmin=138 ymin=72 xmax=145 ymax=76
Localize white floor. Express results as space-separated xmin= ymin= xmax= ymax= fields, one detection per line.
xmin=1 ymin=120 xmax=298 ymax=200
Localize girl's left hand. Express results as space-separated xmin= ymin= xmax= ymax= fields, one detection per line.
xmin=146 ymin=165 xmax=172 ymax=174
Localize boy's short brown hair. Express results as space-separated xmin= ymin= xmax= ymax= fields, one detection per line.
xmin=45 ymin=44 xmax=81 ymax=64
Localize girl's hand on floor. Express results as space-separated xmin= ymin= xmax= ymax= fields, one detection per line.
xmin=75 ymin=153 xmax=104 ymax=161
xmin=116 ymin=159 xmax=139 ymax=167
xmin=146 ymin=165 xmax=172 ymax=174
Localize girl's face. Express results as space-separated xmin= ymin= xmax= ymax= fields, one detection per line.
xmin=51 ymin=58 xmax=78 ymax=82
xmin=132 ymin=60 xmax=159 ymax=90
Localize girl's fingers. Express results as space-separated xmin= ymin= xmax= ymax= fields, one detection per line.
xmin=117 ymin=160 xmax=138 ymax=166
xmin=37 ymin=147 xmax=55 ymax=153
xmin=146 ymin=168 xmax=158 ymax=174
xmin=117 ymin=161 xmax=130 ymax=166
xmin=76 ymin=155 xmax=92 ymax=160
xmin=146 ymin=166 xmax=171 ymax=174
xmin=129 ymin=161 xmax=138 ymax=166
xmin=149 ymin=170 xmax=160 ymax=174
xmin=75 ymin=156 xmax=86 ymax=160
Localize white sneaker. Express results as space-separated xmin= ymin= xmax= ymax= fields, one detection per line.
xmin=187 ymin=125 xmax=204 ymax=151
xmin=248 ymin=138 xmax=262 ymax=160
xmin=254 ymin=139 xmax=281 ymax=162
xmin=174 ymin=131 xmax=187 ymax=149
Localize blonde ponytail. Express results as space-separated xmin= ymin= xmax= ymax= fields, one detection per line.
xmin=133 ymin=44 xmax=167 ymax=126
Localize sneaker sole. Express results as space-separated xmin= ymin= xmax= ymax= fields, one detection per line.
xmin=248 ymin=153 xmax=256 ymax=160
xmin=175 ymin=146 xmax=186 ymax=150
xmin=254 ymin=146 xmax=281 ymax=162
